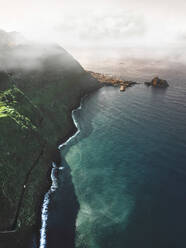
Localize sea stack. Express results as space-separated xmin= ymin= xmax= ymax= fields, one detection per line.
xmin=145 ymin=77 xmax=169 ymax=88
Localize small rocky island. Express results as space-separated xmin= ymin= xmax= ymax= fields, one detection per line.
xmin=88 ymin=71 xmax=137 ymax=92
xmin=145 ymin=77 xmax=169 ymax=88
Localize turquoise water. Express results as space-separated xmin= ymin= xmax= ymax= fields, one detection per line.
xmin=60 ymin=81 xmax=186 ymax=248
xmin=45 ymin=60 xmax=186 ymax=248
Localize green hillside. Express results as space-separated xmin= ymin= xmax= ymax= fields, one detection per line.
xmin=0 ymin=46 xmax=100 ymax=248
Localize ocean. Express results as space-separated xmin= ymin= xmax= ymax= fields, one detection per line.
xmin=45 ymin=54 xmax=186 ymax=248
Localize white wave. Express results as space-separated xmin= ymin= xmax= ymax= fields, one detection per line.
xmin=39 ymin=191 xmax=50 ymax=248
xmin=58 ymin=100 xmax=83 ymax=150
xmin=39 ymin=99 xmax=83 ymax=248
xmin=39 ymin=162 xmax=59 ymax=248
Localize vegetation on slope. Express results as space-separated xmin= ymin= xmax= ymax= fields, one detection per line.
xmin=0 ymin=84 xmax=46 ymax=231
xmin=0 ymin=45 xmax=99 ymax=248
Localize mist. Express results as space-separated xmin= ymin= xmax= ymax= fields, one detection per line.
xmin=0 ymin=29 xmax=74 ymax=72
xmin=0 ymin=0 xmax=186 ymax=71
xmin=1 ymin=0 xmax=186 ymax=47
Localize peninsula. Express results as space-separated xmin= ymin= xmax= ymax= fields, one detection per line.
xmin=88 ymin=71 xmax=137 ymax=91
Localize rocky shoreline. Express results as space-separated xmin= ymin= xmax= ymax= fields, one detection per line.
xmin=88 ymin=71 xmax=137 ymax=91
xmin=89 ymin=71 xmax=169 ymax=90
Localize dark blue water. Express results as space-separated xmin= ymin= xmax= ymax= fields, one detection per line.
xmin=63 ymin=80 xmax=186 ymax=247
xmin=46 ymin=63 xmax=186 ymax=248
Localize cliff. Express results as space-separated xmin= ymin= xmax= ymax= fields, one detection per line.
xmin=0 ymin=44 xmax=100 ymax=247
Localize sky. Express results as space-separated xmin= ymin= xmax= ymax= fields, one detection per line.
xmin=0 ymin=0 xmax=186 ymax=50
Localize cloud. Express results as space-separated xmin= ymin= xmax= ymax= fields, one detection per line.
xmin=0 ymin=29 xmax=69 ymax=71
xmin=55 ymin=10 xmax=146 ymax=46
xmin=177 ymin=30 xmax=186 ymax=41
xmin=1 ymin=0 xmax=186 ymax=50
xmin=0 ymin=29 xmax=20 ymax=48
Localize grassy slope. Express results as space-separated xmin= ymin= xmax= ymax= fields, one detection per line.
xmin=0 ymin=84 xmax=46 ymax=231
xmin=0 ymin=46 xmax=99 ymax=247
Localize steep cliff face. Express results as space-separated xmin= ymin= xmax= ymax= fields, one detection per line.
xmin=0 ymin=45 xmax=100 ymax=247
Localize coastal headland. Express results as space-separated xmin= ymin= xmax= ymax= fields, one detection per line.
xmin=0 ymin=44 xmax=100 ymax=248
xmin=0 ymin=42 xmax=169 ymax=248
xmin=88 ymin=71 xmax=137 ymax=91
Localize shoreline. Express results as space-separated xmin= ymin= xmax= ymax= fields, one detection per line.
xmin=39 ymin=98 xmax=83 ymax=248
xmin=1 ymin=68 xmax=138 ymax=246
xmin=37 ymin=70 xmax=140 ymax=247
xmin=88 ymin=71 xmax=137 ymax=91
xmin=35 ymin=72 xmax=170 ymax=247
xmin=37 ymin=84 xmax=101 ymax=248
